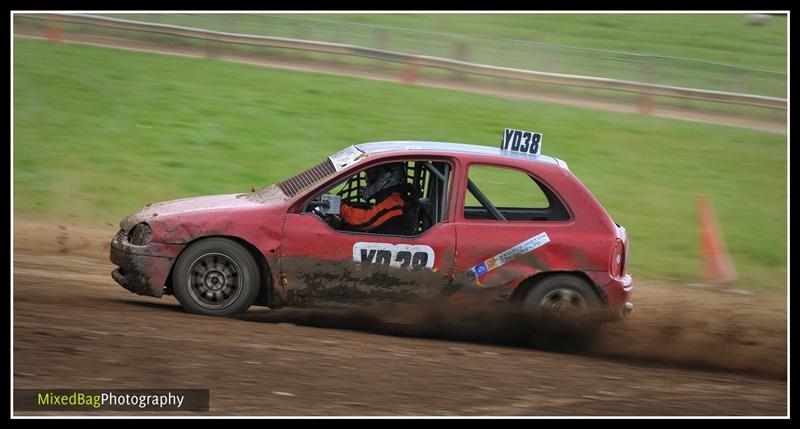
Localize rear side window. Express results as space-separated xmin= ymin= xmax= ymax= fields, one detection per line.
xmin=464 ymin=165 xmax=570 ymax=221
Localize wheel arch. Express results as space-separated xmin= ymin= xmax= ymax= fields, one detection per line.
xmin=165 ymin=235 xmax=274 ymax=306
xmin=509 ymin=271 xmax=608 ymax=305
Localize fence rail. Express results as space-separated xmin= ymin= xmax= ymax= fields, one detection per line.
xmin=15 ymin=13 xmax=787 ymax=111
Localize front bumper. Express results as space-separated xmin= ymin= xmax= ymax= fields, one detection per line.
xmin=109 ymin=230 xmax=183 ymax=298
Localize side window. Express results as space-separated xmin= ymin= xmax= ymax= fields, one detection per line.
xmin=464 ymin=165 xmax=569 ymax=221
xmin=329 ymin=170 xmax=369 ymax=205
xmin=305 ymin=160 xmax=452 ymax=236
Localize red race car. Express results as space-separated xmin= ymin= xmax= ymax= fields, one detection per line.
xmin=111 ymin=129 xmax=633 ymax=322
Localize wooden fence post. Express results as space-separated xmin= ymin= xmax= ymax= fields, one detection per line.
xmin=638 ymin=62 xmax=654 ymax=115
xmin=452 ymin=41 xmax=469 ymax=79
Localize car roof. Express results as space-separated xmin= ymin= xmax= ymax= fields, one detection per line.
xmin=354 ymin=141 xmax=563 ymax=166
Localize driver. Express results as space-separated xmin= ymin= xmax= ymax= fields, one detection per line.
xmin=339 ymin=163 xmax=414 ymax=234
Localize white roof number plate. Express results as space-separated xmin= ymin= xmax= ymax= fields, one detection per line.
xmin=501 ymin=128 xmax=543 ymax=155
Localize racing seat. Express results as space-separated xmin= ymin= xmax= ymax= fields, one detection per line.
xmin=371 ymin=191 xmax=420 ymax=236
xmin=416 ymin=198 xmax=434 ymax=233
xmin=381 ymin=196 xmax=434 ymax=236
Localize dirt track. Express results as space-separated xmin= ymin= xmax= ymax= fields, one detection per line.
xmin=13 ymin=220 xmax=787 ymax=416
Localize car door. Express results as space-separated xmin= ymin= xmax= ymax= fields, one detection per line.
xmin=278 ymin=159 xmax=457 ymax=307
xmin=452 ymin=162 xmax=575 ymax=303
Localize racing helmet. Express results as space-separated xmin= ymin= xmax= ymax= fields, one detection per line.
xmin=360 ymin=163 xmax=407 ymax=201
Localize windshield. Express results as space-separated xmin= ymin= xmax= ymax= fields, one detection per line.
xmin=276 ymin=146 xmax=366 ymax=197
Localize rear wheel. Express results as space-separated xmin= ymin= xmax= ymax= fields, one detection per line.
xmin=173 ymin=238 xmax=260 ymax=316
xmin=522 ymin=274 xmax=603 ymax=350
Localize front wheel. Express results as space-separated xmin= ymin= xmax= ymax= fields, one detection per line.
xmin=172 ymin=238 xmax=260 ymax=316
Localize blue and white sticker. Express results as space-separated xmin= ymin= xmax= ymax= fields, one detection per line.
xmin=353 ymin=242 xmax=435 ymax=269
xmin=466 ymin=232 xmax=550 ymax=279
xmin=500 ymin=128 xmax=543 ymax=155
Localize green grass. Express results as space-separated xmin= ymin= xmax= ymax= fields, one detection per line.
xmin=325 ymin=13 xmax=787 ymax=69
xmin=92 ymin=13 xmax=787 ymax=97
xmin=16 ymin=13 xmax=788 ymax=97
xmin=105 ymin=13 xmax=788 ymax=70
xmin=13 ymin=39 xmax=787 ymax=291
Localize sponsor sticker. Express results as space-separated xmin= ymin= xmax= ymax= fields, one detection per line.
xmin=353 ymin=242 xmax=435 ymax=269
xmin=466 ymin=232 xmax=550 ymax=279
xmin=473 ymin=262 xmax=488 ymax=277
xmin=329 ymin=146 xmax=366 ymax=171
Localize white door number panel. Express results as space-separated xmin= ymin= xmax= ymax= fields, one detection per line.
xmin=353 ymin=242 xmax=435 ymax=269
xmin=501 ymin=128 xmax=543 ymax=155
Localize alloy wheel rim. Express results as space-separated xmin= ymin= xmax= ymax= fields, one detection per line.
xmin=538 ymin=288 xmax=589 ymax=319
xmin=186 ymin=252 xmax=243 ymax=310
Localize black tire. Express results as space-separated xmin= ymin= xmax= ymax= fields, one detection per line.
xmin=172 ymin=237 xmax=260 ymax=316
xmin=522 ymin=274 xmax=603 ymax=351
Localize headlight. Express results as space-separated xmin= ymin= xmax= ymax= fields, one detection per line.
xmin=129 ymin=223 xmax=152 ymax=246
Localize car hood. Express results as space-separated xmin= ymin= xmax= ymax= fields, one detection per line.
xmin=119 ymin=186 xmax=288 ymax=232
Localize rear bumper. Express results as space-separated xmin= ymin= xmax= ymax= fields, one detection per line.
xmin=109 ymin=231 xmax=182 ymax=298
xmin=602 ymin=274 xmax=634 ymax=318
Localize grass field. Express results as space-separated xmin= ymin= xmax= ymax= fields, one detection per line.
xmin=13 ymin=39 xmax=787 ymax=291
xmin=108 ymin=13 xmax=788 ymax=71
xmin=15 ymin=13 xmax=789 ymax=98
xmin=315 ymin=13 xmax=788 ymax=69
xmin=84 ymin=13 xmax=787 ymax=98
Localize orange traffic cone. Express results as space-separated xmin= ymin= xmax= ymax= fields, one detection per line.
xmin=47 ymin=22 xmax=62 ymax=43
xmin=402 ymin=59 xmax=419 ymax=85
xmin=695 ymin=195 xmax=738 ymax=286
